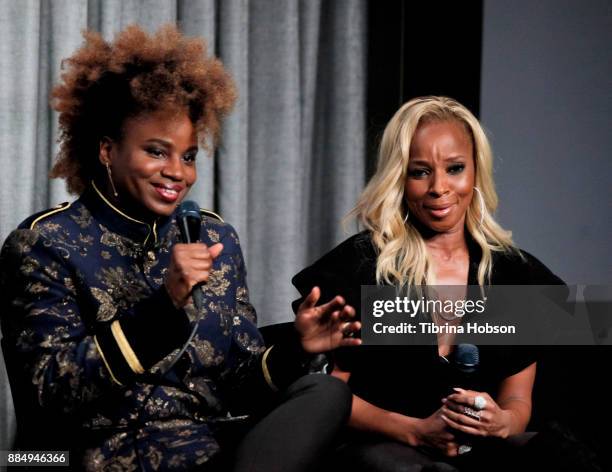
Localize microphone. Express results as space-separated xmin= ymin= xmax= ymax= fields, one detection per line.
xmin=451 ymin=343 xmax=480 ymax=391
xmin=161 ymin=201 xmax=204 ymax=376
xmin=177 ymin=200 xmax=201 ymax=244
xmin=449 ymin=344 xmax=480 ymax=454
xmin=177 ymin=200 xmax=204 ymax=311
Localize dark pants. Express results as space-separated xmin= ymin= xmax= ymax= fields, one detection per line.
xmin=326 ymin=431 xmax=539 ymax=472
xmin=207 ymin=374 xmax=352 ymax=472
xmin=327 ymin=426 xmax=605 ymax=472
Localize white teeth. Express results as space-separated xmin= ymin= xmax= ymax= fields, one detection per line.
xmin=159 ymin=187 xmax=178 ymax=196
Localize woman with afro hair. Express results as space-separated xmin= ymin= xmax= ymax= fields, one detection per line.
xmin=0 ymin=25 xmax=360 ymax=471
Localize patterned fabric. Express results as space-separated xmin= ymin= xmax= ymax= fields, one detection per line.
xmin=0 ymin=186 xmax=266 ymax=470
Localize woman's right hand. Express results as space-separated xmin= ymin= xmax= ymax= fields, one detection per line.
xmin=409 ymin=408 xmax=459 ymax=457
xmin=164 ymin=243 xmax=223 ymax=307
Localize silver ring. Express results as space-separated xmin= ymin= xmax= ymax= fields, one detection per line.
xmin=463 ymin=406 xmax=481 ymax=421
xmin=474 ymin=395 xmax=487 ymax=411
xmin=342 ymin=325 xmax=355 ymax=338
xmin=458 ymin=445 xmax=472 ymax=455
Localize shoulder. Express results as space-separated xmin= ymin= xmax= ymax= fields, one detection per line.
xmin=1 ymin=202 xmax=82 ymax=279
xmin=2 ymin=201 xmax=80 ymax=253
xmin=314 ymin=231 xmax=375 ymax=266
xmin=18 ymin=201 xmax=75 ymax=232
xmin=491 ymin=248 xmax=565 ymax=285
xmin=292 ymin=231 xmax=376 ymax=293
xmin=200 ymin=208 xmax=224 ymax=223
xmin=197 ymin=210 xmax=244 ymax=255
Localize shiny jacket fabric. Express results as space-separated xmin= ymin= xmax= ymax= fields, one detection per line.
xmin=0 ymin=185 xmax=265 ymax=470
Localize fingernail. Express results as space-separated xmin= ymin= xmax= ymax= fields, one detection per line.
xmin=453 ymin=387 xmax=464 ymax=392
xmin=441 ymin=398 xmax=447 ymax=403
xmin=441 ymin=414 xmax=449 ymax=421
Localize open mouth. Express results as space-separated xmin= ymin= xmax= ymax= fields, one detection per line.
xmin=152 ymin=183 xmax=183 ymax=202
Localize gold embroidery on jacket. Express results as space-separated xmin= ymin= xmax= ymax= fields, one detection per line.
xmin=91 ymin=288 xmax=117 ymax=321
xmin=70 ymin=206 xmax=93 ymax=229
xmin=207 ymin=229 xmax=220 ymax=243
xmin=191 ymin=335 xmax=225 ymax=367
xmin=100 ymin=227 xmax=137 ymax=257
xmin=203 ymin=263 xmax=231 ymax=297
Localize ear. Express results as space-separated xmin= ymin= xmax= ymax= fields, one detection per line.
xmin=99 ymin=136 xmax=114 ymax=166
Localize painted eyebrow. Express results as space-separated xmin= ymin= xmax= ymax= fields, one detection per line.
xmin=408 ymin=159 xmax=431 ymax=166
xmin=144 ymin=138 xmax=172 ymax=148
xmin=408 ymin=156 xmax=467 ymax=165
xmin=144 ymin=139 xmax=198 ymax=153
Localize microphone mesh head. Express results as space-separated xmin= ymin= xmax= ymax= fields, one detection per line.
xmin=455 ymin=344 xmax=480 ymax=370
xmin=177 ymin=200 xmax=200 ymax=220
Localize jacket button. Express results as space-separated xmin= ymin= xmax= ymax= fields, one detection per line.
xmin=147 ymin=250 xmax=156 ymax=261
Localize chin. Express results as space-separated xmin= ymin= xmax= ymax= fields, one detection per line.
xmin=145 ymin=201 xmax=179 ymax=217
xmin=425 ymin=219 xmax=462 ymax=234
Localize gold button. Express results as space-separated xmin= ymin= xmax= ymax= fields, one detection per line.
xmin=147 ymin=250 xmax=155 ymax=261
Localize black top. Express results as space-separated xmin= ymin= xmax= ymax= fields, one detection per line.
xmin=292 ymin=231 xmax=565 ymax=419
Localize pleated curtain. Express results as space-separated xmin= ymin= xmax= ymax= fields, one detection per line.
xmin=0 ymin=0 xmax=366 ymax=451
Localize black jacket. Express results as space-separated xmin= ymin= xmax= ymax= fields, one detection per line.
xmin=292 ymin=231 xmax=566 ymax=423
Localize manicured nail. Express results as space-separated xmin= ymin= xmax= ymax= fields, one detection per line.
xmin=441 ymin=398 xmax=447 ymax=403
xmin=453 ymin=387 xmax=464 ymax=392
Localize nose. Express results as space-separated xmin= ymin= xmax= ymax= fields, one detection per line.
xmin=161 ymin=155 xmax=184 ymax=181
xmin=429 ymin=169 xmax=449 ymax=197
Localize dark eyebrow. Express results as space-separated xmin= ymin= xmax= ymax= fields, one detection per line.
xmin=409 ymin=156 xmax=466 ymax=166
xmin=408 ymin=159 xmax=430 ymax=166
xmin=145 ymin=139 xmax=198 ymax=153
xmin=145 ymin=138 xmax=172 ymax=148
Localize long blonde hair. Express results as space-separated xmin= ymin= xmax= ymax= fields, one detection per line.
xmin=349 ymin=96 xmax=517 ymax=287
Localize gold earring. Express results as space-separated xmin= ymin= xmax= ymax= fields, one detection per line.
xmin=105 ymin=162 xmax=119 ymax=197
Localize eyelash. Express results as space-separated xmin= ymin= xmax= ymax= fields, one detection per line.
xmin=146 ymin=147 xmax=197 ymax=164
xmin=408 ymin=164 xmax=465 ymax=178
xmin=146 ymin=147 xmax=165 ymax=158
xmin=448 ymin=164 xmax=465 ymax=174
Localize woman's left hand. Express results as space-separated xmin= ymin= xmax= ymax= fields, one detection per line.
xmin=295 ymin=286 xmax=362 ymax=353
xmin=440 ymin=388 xmax=512 ymax=439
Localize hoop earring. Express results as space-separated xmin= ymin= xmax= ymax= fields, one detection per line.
xmin=473 ymin=186 xmax=485 ymax=226
xmin=105 ymin=162 xmax=119 ymax=198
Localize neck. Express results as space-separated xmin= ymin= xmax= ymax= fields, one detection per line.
xmin=427 ymin=234 xmax=467 ymax=260
xmin=412 ymin=219 xmax=468 ymax=259
xmin=92 ymin=179 xmax=156 ymax=225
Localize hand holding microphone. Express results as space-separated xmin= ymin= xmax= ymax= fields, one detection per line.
xmin=441 ymin=388 xmax=512 ymax=440
xmin=164 ymin=201 xmax=223 ymax=309
xmin=440 ymin=345 xmax=513 ymax=441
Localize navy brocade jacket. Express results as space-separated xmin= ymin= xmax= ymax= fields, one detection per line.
xmin=0 ymin=185 xmax=266 ymax=470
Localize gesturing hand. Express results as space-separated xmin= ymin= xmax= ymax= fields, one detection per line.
xmin=295 ymin=286 xmax=361 ymax=353
xmin=165 ymin=243 xmax=223 ymax=308
xmin=441 ymin=388 xmax=512 ymax=439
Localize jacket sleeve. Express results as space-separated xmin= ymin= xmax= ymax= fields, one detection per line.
xmin=0 ymin=228 xmax=191 ymax=413
xmin=1 ymin=228 xmax=120 ymax=412
xmin=218 ymin=226 xmax=323 ymax=414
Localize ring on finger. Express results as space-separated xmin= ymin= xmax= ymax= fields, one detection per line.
xmin=458 ymin=445 xmax=472 ymax=455
xmin=463 ymin=406 xmax=481 ymax=421
xmin=474 ymin=395 xmax=487 ymax=411
xmin=342 ymin=324 xmax=355 ymax=338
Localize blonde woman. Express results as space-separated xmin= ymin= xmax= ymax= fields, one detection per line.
xmin=293 ymin=96 xmax=565 ymax=471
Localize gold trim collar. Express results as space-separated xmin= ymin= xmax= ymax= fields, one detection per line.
xmin=91 ymin=180 xmax=158 ymax=245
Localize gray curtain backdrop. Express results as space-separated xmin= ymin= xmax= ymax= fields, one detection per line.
xmin=0 ymin=0 xmax=366 ymax=451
